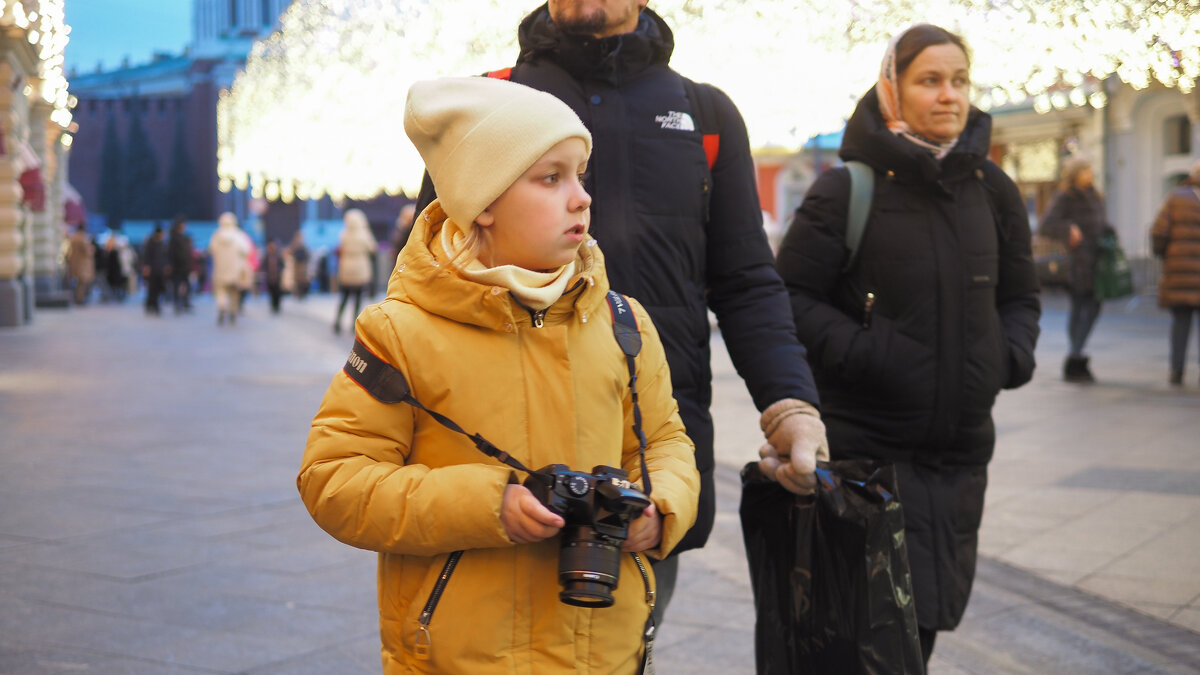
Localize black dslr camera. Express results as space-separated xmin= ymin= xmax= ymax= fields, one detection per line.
xmin=523 ymin=464 xmax=651 ymax=608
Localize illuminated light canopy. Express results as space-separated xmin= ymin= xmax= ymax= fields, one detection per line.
xmin=0 ymin=0 xmax=72 ymax=131
xmin=218 ymin=0 xmax=1200 ymax=202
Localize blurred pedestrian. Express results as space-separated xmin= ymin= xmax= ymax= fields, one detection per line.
xmin=193 ymin=249 xmax=209 ymax=297
xmin=332 ymin=208 xmax=377 ymax=334
xmin=92 ymin=235 xmax=106 ymax=298
xmin=262 ymin=239 xmax=285 ymax=314
xmin=288 ymin=230 xmax=311 ymax=300
xmin=167 ymin=216 xmax=194 ymax=313
xmin=64 ymin=225 xmax=95 ymax=305
xmin=237 ymin=229 xmax=258 ymax=315
xmin=775 ymin=23 xmax=1041 ymax=664
xmin=389 ymin=202 xmax=416 ymax=265
xmin=209 ymin=212 xmax=250 ymax=326
xmin=102 ymin=236 xmax=130 ymax=303
xmin=141 ymin=224 xmax=168 ymax=316
xmin=1151 ymin=160 xmax=1200 ymax=386
xmin=1039 ymin=156 xmax=1115 ymax=383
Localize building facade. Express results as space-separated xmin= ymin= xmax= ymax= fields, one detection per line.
xmin=0 ymin=1 xmax=72 ymax=328
xmin=67 ymin=0 xmax=293 ymax=230
xmin=991 ymin=81 xmax=1200 ymax=263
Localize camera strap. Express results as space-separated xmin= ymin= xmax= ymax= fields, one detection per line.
xmin=605 ymin=291 xmax=650 ymax=497
xmin=344 ymin=339 xmax=536 ymax=475
xmin=341 ymin=290 xmax=651 ymax=496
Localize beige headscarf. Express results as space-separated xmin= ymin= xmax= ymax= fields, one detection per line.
xmin=877 ymin=29 xmax=960 ymax=160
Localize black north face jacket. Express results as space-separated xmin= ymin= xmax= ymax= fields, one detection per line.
xmin=419 ymin=5 xmax=819 ymax=554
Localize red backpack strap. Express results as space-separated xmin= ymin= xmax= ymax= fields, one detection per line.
xmin=702 ymin=135 xmax=720 ymax=170
xmin=485 ymin=67 xmax=513 ymax=80
xmin=682 ymin=77 xmax=721 ymax=170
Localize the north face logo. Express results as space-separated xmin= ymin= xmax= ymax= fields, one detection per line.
xmin=655 ymin=111 xmax=695 ymax=131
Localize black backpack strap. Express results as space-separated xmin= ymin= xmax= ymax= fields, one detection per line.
xmin=606 ymin=291 xmax=650 ymax=496
xmin=343 ymin=340 xmax=533 ymax=475
xmin=976 ymin=163 xmax=1009 ymax=242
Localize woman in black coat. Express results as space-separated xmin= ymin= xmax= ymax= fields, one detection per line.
xmin=1039 ymin=157 xmax=1114 ymax=382
xmin=775 ymin=24 xmax=1041 ymax=664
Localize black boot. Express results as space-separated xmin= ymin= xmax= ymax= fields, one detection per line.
xmin=1064 ymin=355 xmax=1096 ymax=383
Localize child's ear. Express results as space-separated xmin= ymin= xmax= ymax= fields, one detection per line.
xmin=475 ymin=210 xmax=495 ymax=228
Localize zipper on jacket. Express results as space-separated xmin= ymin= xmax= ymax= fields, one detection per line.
xmin=861 ymin=291 xmax=876 ymax=328
xmin=633 ymin=552 xmax=657 ymax=673
xmin=530 ymin=307 xmax=547 ymax=328
xmin=414 ymin=550 xmax=463 ymax=661
xmin=701 ymin=176 xmax=711 ymax=222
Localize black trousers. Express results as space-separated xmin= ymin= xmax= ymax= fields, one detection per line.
xmin=144 ymin=274 xmax=165 ymax=314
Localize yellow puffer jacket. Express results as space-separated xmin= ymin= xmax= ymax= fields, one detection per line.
xmin=298 ymin=203 xmax=699 ymax=674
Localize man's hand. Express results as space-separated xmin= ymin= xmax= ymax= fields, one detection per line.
xmin=621 ymin=502 xmax=662 ymax=552
xmin=757 ymin=399 xmax=829 ymax=494
xmin=501 ymin=484 xmax=564 ymax=544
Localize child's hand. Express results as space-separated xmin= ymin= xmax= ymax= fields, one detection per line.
xmin=621 ymin=503 xmax=662 ymax=552
xmin=501 ymin=484 xmax=564 ymax=544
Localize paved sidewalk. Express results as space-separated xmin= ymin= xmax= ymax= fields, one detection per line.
xmin=1 ymin=289 xmax=1198 ymax=673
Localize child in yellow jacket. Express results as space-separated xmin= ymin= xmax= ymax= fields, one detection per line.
xmin=298 ymin=76 xmax=699 ymax=674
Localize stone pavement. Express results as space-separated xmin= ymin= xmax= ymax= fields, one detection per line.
xmin=1 ymin=288 xmax=1198 ymax=674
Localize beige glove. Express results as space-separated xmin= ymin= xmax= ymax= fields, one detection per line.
xmin=756 ymin=399 xmax=829 ymax=494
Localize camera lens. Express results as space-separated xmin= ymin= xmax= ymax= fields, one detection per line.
xmin=557 ymin=528 xmax=622 ymax=608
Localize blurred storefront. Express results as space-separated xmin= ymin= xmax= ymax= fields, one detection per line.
xmin=0 ymin=0 xmax=73 ymax=327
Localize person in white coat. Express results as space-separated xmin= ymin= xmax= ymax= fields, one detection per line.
xmin=208 ymin=211 xmax=250 ymax=325
xmin=332 ymin=208 xmax=378 ymax=334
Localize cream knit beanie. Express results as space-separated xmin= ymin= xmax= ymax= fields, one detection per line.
xmin=404 ymin=77 xmax=592 ymax=229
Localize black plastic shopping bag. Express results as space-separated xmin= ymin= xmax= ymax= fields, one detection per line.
xmin=740 ymin=459 xmax=924 ymax=675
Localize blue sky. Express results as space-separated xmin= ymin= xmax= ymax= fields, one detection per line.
xmin=65 ymin=0 xmax=192 ymax=73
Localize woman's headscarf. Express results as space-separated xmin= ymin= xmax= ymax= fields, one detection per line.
xmin=877 ymin=30 xmax=961 ymax=159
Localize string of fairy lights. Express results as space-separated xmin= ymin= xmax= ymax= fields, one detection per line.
xmin=0 ymin=0 xmax=73 ymax=138
xmin=217 ymin=0 xmax=1200 ymax=204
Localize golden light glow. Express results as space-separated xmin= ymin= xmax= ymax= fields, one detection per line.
xmin=1 ymin=0 xmax=72 ymax=131
xmin=218 ymin=0 xmax=1200 ymax=202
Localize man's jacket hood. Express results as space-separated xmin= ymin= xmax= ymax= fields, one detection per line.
xmin=517 ymin=3 xmax=673 ymax=84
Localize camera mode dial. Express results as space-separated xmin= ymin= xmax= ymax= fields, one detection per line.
xmin=564 ymin=475 xmax=590 ymax=496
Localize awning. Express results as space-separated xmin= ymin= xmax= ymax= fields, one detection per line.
xmin=63 ymin=182 xmax=86 ymax=225
xmin=19 ymin=167 xmax=45 ymax=212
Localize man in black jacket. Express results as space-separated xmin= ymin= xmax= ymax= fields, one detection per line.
xmin=141 ymin=225 xmax=168 ymax=316
xmin=167 ymin=216 xmax=194 ymax=314
xmin=416 ymin=0 xmax=826 ymax=622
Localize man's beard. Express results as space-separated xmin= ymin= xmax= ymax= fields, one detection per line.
xmin=552 ymin=8 xmax=609 ymax=37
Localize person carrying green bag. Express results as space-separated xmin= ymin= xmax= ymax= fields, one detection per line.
xmin=1040 ymin=156 xmax=1118 ymax=383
